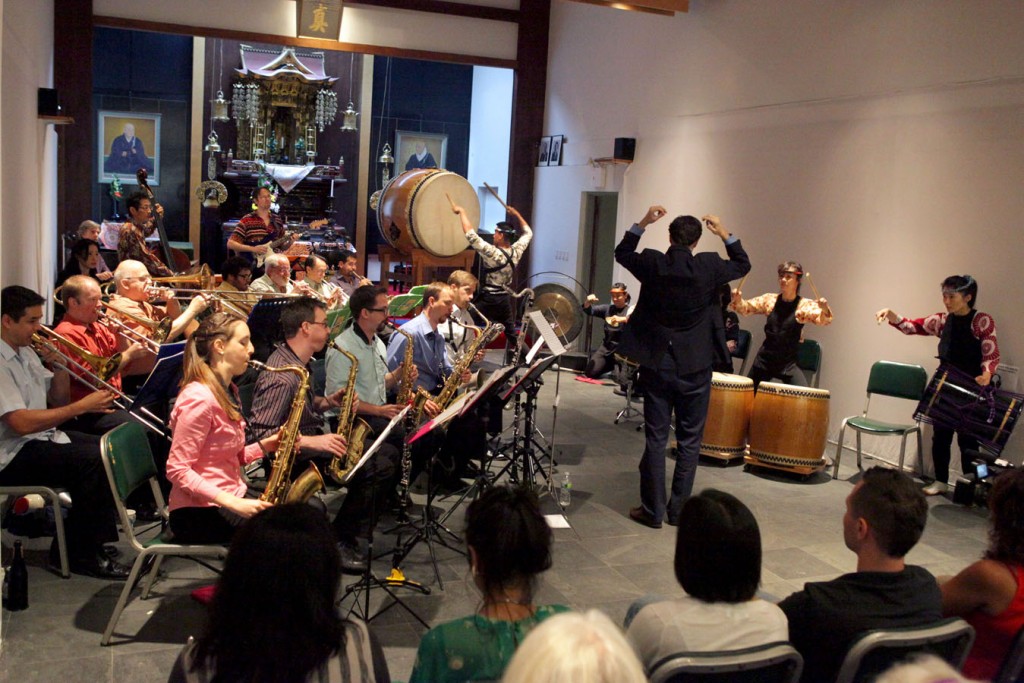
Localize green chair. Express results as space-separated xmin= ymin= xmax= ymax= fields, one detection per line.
xmin=733 ymin=329 xmax=753 ymax=375
xmin=99 ymin=422 xmax=227 ymax=646
xmin=832 ymin=361 xmax=929 ymax=480
xmin=797 ymin=338 xmax=822 ymax=387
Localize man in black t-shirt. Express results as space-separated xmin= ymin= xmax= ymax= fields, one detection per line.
xmin=779 ymin=467 xmax=942 ymax=682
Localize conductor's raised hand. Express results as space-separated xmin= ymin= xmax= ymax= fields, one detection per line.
xmin=702 ymin=214 xmax=729 ymax=240
xmin=639 ymin=205 xmax=667 ymax=229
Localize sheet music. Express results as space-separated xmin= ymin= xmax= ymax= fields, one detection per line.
xmin=343 ymin=405 xmax=410 ymax=482
xmin=527 ymin=310 xmax=566 ymax=357
xmin=407 ymin=392 xmax=475 ymax=444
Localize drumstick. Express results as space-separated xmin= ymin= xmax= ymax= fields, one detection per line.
xmin=483 ymin=182 xmax=512 ymax=213
xmin=735 ymin=273 xmax=748 ymax=294
xmin=804 ymin=271 xmax=823 ymax=301
xmin=444 ymin=192 xmax=457 ymax=212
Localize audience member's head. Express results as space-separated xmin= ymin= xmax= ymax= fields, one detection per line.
xmin=985 ymin=468 xmax=1024 ymax=565
xmin=845 ymin=467 xmax=927 ymax=559
xmin=192 ymin=504 xmax=343 ymax=682
xmin=464 ymin=485 xmax=552 ymax=604
xmin=674 ymin=489 xmax=762 ymax=603
xmin=501 ymin=610 xmax=647 ymax=683
xmin=874 ymin=654 xmax=980 ymax=683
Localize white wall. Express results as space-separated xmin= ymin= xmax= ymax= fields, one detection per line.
xmin=468 ymin=65 xmax=513 ymax=230
xmin=535 ymin=0 xmax=1024 ymax=467
xmin=1 ymin=0 xmax=56 ymax=304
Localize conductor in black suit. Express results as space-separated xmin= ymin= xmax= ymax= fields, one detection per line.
xmin=615 ymin=206 xmax=751 ymax=528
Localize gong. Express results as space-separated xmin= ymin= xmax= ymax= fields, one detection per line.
xmin=526 ymin=282 xmax=585 ymax=344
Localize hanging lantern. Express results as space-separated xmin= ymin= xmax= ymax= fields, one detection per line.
xmin=379 ymin=143 xmax=394 ymax=186
xmin=211 ymin=90 xmax=230 ymax=122
xmin=204 ymin=130 xmax=221 ymax=153
xmin=341 ymin=101 xmax=358 ymax=132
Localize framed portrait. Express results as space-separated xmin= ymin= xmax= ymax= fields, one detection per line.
xmin=98 ymin=110 xmax=161 ymax=185
xmin=538 ymin=136 xmax=552 ymax=166
xmin=396 ymin=130 xmax=448 ymax=173
xmin=549 ymin=135 xmax=564 ymax=166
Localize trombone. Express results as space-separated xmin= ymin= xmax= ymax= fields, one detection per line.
xmin=148 ymin=263 xmax=215 ymax=290
xmin=98 ymin=307 xmax=169 ymax=354
xmin=31 ymin=326 xmax=169 ymax=438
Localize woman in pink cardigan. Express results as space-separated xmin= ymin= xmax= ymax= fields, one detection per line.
xmin=166 ymin=312 xmax=280 ymax=543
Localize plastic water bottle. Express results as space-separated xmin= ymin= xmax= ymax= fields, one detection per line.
xmin=558 ymin=472 xmax=572 ymax=508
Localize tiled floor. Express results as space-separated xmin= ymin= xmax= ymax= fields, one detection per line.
xmin=0 ymin=368 xmax=992 ymax=682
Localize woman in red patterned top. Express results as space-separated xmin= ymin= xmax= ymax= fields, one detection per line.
xmin=877 ymin=274 xmax=999 ymax=495
xmin=940 ymin=468 xmax=1024 ymax=680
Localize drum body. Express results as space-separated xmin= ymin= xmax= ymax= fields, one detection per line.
xmin=376 ymin=169 xmax=479 ymax=257
xmin=749 ymin=382 xmax=830 ymax=467
xmin=701 ymin=373 xmax=754 ymax=458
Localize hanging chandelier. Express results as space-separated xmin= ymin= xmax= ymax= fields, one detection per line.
xmin=315 ymin=88 xmax=338 ymax=131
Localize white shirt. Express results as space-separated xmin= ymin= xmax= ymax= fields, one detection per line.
xmin=626 ymin=595 xmax=788 ymax=671
xmin=0 ymin=339 xmax=70 ymax=469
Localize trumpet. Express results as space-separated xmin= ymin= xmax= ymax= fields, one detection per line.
xmin=31 ymin=327 xmax=169 ymax=437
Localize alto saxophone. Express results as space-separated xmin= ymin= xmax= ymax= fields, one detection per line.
xmin=249 ymin=360 xmax=325 ymax=505
xmin=386 ymin=321 xmax=417 ymax=406
xmin=328 ymin=345 xmax=374 ymax=485
xmin=434 ymin=320 xmax=504 ymax=411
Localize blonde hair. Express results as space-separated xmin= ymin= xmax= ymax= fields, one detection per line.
xmin=182 ymin=312 xmax=247 ymax=421
xmin=874 ymin=654 xmax=980 ymax=683
xmin=448 ymin=270 xmax=479 ymax=290
xmin=501 ymin=610 xmax=646 ymax=683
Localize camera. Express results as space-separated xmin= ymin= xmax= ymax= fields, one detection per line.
xmin=952 ymin=449 xmax=1013 ymax=507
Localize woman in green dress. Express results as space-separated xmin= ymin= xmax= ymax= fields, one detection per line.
xmin=409 ymin=485 xmax=569 ymax=683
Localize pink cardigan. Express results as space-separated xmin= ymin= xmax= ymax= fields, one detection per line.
xmin=166 ymin=381 xmax=263 ymax=511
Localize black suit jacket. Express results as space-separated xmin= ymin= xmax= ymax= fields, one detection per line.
xmin=614 ymin=230 xmax=750 ymax=373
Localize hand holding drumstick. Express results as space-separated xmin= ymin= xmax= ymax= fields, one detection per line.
xmin=875 ymin=308 xmax=899 ymax=325
xmin=803 ymin=271 xmax=831 ymax=316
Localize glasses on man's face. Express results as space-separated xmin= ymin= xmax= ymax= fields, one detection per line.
xmin=366 ymin=307 xmax=387 ymax=314
xmin=307 ymin=320 xmax=330 ymax=328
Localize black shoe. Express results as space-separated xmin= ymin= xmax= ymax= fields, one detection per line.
xmin=133 ymin=504 xmax=162 ymax=523
xmin=629 ymin=506 xmax=662 ymax=529
xmin=338 ymin=542 xmax=368 ymax=575
xmin=70 ymin=551 xmax=132 ymax=580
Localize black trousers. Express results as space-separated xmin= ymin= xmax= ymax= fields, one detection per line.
xmin=169 ymin=500 xmax=248 ymax=545
xmin=932 ymin=426 xmax=978 ymax=485
xmin=473 ymin=290 xmax=517 ymax=361
xmin=0 ymin=432 xmax=118 ymax=559
xmin=585 ymin=342 xmax=618 ymax=379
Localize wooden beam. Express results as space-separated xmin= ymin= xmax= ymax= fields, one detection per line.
xmin=350 ymin=0 xmax=519 ymax=24
xmin=564 ymin=0 xmax=687 ymax=16
xmin=93 ymin=16 xmax=517 ymax=69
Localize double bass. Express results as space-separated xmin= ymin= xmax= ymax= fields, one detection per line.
xmin=136 ymin=168 xmax=191 ymax=272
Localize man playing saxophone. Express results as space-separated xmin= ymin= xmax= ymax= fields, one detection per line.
xmin=386 ymin=283 xmax=485 ymax=492
xmin=247 ymin=297 xmax=396 ymax=573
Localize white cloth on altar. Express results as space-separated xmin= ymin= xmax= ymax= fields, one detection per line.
xmin=265 ymin=164 xmax=315 ymax=193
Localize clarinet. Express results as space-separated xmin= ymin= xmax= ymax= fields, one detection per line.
xmin=504 ymin=285 xmax=535 ymax=365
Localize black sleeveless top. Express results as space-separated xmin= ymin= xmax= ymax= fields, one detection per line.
xmin=753 ymin=295 xmax=803 ymax=370
xmin=938 ymin=309 xmax=982 ymax=375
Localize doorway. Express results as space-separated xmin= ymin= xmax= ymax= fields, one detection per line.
xmin=578 ymin=192 xmax=619 ymax=354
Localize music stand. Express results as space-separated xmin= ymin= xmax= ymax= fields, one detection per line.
xmin=493 ymin=354 xmax=560 ymax=485
xmin=339 ymin=407 xmax=430 ymax=629
xmin=128 ymin=342 xmax=185 ymax=438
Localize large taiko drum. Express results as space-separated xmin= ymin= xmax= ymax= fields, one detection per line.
xmin=701 ymin=373 xmax=754 ymax=459
xmin=375 ymin=168 xmax=480 ymax=257
xmin=748 ymin=382 xmax=830 ymax=470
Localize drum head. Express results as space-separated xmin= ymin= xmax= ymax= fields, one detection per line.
xmin=528 ymin=283 xmax=585 ymax=344
xmin=410 ymin=172 xmax=479 ymax=257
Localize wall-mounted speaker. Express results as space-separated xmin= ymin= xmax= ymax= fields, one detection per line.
xmin=38 ymin=88 xmax=61 ymax=116
xmin=614 ymin=137 xmax=636 ymax=161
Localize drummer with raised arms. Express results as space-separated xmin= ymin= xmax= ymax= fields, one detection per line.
xmin=876 ymin=274 xmax=999 ymax=496
xmin=452 ymin=201 xmax=533 ymax=364
xmin=731 ymin=261 xmax=833 ymax=391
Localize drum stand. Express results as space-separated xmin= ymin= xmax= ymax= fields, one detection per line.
xmin=614 ymin=365 xmax=643 ymax=427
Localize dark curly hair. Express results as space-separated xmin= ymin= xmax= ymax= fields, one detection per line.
xmin=985 ymin=469 xmax=1024 ymax=564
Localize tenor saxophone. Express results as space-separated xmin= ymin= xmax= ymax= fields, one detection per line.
xmin=328 ymin=346 xmax=374 ymax=485
xmin=249 ymin=360 xmax=325 ymax=505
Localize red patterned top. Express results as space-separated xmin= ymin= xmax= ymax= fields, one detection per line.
xmin=891 ymin=311 xmax=1000 ymax=375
